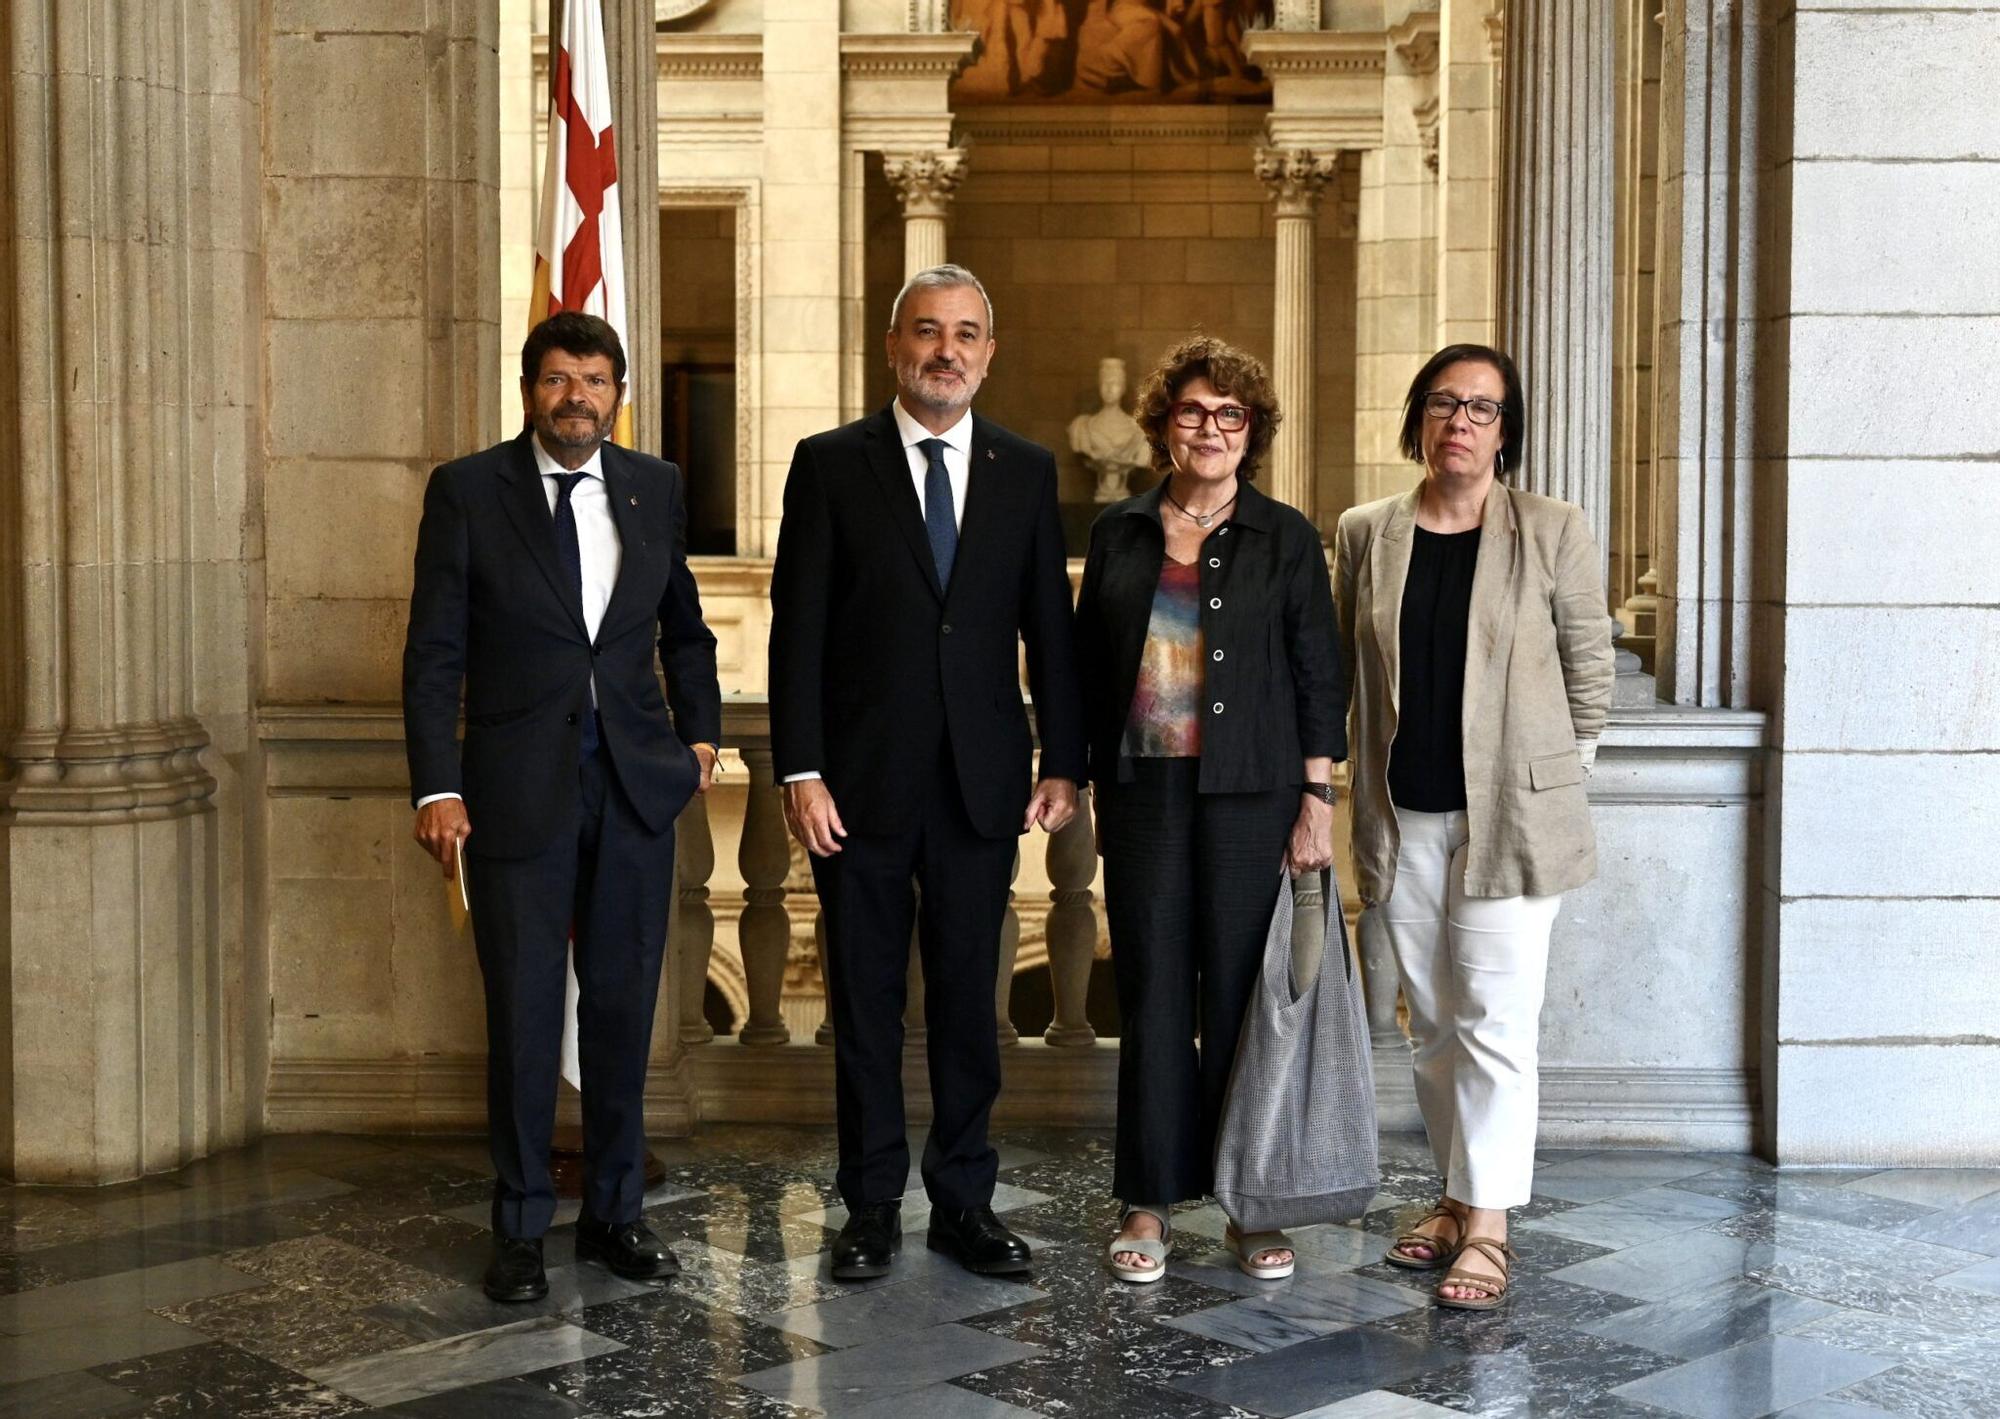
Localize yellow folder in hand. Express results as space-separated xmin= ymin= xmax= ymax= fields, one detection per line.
xmin=447 ymin=837 xmax=470 ymax=933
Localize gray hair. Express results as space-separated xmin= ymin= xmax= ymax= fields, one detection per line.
xmin=887 ymin=263 xmax=994 ymax=336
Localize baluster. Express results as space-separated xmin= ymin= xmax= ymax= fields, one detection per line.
xmin=903 ymin=908 xmax=926 ymax=1047
xmin=1357 ymin=907 xmax=1405 ymax=1049
xmin=814 ymin=909 xmax=835 ymax=1046
xmin=1044 ymin=787 xmax=1098 ymax=1047
xmin=995 ymin=846 xmax=1021 ymax=1045
xmin=676 ymin=793 xmax=718 ymax=1045
xmin=736 ymin=748 xmax=792 ymax=1045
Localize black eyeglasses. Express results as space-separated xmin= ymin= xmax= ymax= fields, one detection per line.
xmin=1422 ymin=392 xmax=1503 ymax=426
xmin=1171 ymin=401 xmax=1252 ymax=433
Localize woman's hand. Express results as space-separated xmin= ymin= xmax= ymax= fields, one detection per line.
xmin=1285 ymin=793 xmax=1334 ymax=875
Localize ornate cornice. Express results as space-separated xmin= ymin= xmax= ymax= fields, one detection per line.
xmin=839 ymin=32 xmax=977 ymax=79
xmin=657 ymin=33 xmax=763 ymax=81
xmin=955 ymin=104 xmax=1267 ymax=145
xmin=1389 ymin=12 xmax=1442 ymax=75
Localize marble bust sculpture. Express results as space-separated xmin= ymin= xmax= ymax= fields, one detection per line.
xmin=1069 ymin=356 xmax=1152 ymax=502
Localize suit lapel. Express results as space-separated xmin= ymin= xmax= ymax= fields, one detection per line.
xmin=947 ymin=417 xmax=1003 ymax=607
xmin=497 ymin=433 xmax=589 ymax=638
xmin=863 ymin=404 xmax=945 ymax=601
xmin=597 ymin=446 xmax=649 ymax=639
xmin=1460 ymin=479 xmax=1519 ymax=740
xmin=1370 ymin=485 xmax=1421 ymax=708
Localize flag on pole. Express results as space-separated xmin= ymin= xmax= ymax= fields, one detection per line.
xmin=534 ymin=0 xmax=631 ymax=1089
xmin=532 ymin=0 xmax=634 ymax=449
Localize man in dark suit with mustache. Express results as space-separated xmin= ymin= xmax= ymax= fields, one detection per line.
xmin=769 ymin=264 xmax=1086 ymax=1280
xmin=403 ymin=312 xmax=721 ymax=1303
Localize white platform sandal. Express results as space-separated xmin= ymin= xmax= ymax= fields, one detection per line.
xmin=1225 ymin=1223 xmax=1296 ymax=1280
xmin=1107 ymin=1205 xmax=1172 ymax=1283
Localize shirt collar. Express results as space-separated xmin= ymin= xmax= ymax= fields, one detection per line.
xmin=530 ymin=431 xmax=605 ymax=482
xmin=891 ymin=398 xmax=974 ymax=457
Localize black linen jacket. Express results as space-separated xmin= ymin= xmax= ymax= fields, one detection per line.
xmin=1075 ymin=478 xmax=1347 ymax=792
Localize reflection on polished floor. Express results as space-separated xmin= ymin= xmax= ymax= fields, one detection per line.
xmin=3 ymin=1127 xmax=1998 ymax=1418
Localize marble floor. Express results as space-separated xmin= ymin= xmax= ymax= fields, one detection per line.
xmin=3 ymin=1129 xmax=1999 ymax=1418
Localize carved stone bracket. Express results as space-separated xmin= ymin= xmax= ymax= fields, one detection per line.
xmin=882 ymin=147 xmax=968 ymax=221
xmin=1255 ymin=146 xmax=1339 ymax=219
xmin=1414 ymin=96 xmax=1441 ymax=174
xmin=1391 ymin=12 xmax=1442 ymax=75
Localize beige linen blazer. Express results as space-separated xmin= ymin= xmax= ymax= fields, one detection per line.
xmin=1334 ymin=479 xmax=1614 ymax=905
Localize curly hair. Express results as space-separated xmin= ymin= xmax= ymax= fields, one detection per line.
xmin=1134 ymin=334 xmax=1282 ymax=482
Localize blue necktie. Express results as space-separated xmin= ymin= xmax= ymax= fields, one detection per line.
xmin=919 ymin=437 xmax=957 ymax=592
xmin=550 ymin=471 xmax=600 ymax=758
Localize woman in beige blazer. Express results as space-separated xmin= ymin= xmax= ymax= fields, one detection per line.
xmin=1333 ymin=344 xmax=1613 ymax=1310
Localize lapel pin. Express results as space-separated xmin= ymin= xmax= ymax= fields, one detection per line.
xmin=986 ymin=449 xmax=995 ymax=461
xmin=629 ymin=495 xmax=639 ymax=506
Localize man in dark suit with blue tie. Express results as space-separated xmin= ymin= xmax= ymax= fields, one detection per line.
xmin=769 ymin=265 xmax=1086 ymax=1280
xmin=403 ymin=312 xmax=721 ymax=1303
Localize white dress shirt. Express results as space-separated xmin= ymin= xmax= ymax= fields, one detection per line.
xmin=415 ymin=433 xmax=623 ymax=810
xmin=893 ymin=398 xmax=972 ymax=531
xmin=783 ymin=400 xmax=973 ymax=786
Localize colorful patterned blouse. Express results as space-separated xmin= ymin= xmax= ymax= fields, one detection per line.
xmin=1122 ymin=557 xmax=1205 ymax=758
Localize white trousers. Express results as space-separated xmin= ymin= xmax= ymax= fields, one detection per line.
xmin=1376 ymin=807 xmax=1561 ymax=1210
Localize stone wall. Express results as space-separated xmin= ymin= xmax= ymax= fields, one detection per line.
xmin=1754 ymin=1 xmax=2000 ymax=1164
xmin=939 ymin=137 xmax=1356 ymax=526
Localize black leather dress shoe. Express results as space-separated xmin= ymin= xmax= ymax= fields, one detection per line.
xmin=483 ymin=1236 xmax=549 ymax=1302
xmin=575 ymin=1216 xmax=680 ymax=1280
xmin=831 ymin=1201 xmax=902 ymax=1281
xmin=927 ymin=1205 xmax=1032 ymax=1275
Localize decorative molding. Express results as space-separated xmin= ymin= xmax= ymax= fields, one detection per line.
xmin=1389 ymin=11 xmax=1442 ymax=75
xmin=954 ymin=103 xmax=1268 ymax=145
xmin=1375 ymin=1060 xmax=1759 ymax=1150
xmin=1486 ymin=7 xmax=1505 ymax=62
xmin=839 ymin=32 xmax=977 ymax=80
xmin=1243 ymin=32 xmax=1387 ymax=77
xmin=655 ymin=0 xmax=714 ymax=22
xmin=1413 ymin=95 xmax=1441 ymax=173
xmin=4 ymin=721 xmax=216 ymax=823
xmin=1255 ymin=145 xmax=1340 ymax=219
xmin=906 ymin=0 xmax=954 ymax=34
xmin=656 ymin=33 xmax=763 ymax=81
xmin=881 ymin=148 xmax=968 ymax=220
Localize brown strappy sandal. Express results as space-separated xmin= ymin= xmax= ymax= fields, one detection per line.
xmin=1434 ymin=1236 xmax=1516 ymax=1311
xmin=1384 ymin=1204 xmax=1463 ymax=1270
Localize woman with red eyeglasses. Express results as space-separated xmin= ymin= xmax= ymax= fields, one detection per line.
xmin=1074 ymin=335 xmax=1347 ymax=1284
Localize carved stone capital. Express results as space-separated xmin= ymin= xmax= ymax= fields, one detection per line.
xmin=881 ymin=148 xmax=968 ymax=221
xmin=1255 ymin=146 xmax=1340 ymax=219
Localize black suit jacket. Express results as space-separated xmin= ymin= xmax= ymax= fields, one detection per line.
xmin=402 ymin=431 xmax=722 ymax=859
xmin=768 ymin=403 xmax=1085 ymax=841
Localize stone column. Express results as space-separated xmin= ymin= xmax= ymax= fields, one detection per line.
xmin=607 ymin=0 xmax=663 ymax=457
xmin=2 ymin=0 xmax=264 ymax=1183
xmin=882 ymin=149 xmax=967 ymax=279
xmin=1497 ymin=0 xmax=1617 ymax=560
xmin=1255 ymin=147 xmax=1339 ymax=516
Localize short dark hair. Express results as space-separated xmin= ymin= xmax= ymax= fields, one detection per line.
xmin=1135 ymin=334 xmax=1282 ymax=482
xmin=1399 ymin=344 xmax=1526 ymax=474
xmin=521 ymin=311 xmax=627 ymax=386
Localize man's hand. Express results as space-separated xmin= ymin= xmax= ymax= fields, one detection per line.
xmin=414 ymin=798 xmax=472 ymax=879
xmin=1025 ymin=777 xmax=1078 ymax=834
xmin=694 ymin=743 xmax=718 ymax=796
xmin=784 ymin=778 xmax=847 ymax=857
xmin=1284 ymin=794 xmax=1334 ymax=876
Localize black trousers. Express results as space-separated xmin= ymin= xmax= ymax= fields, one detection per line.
xmin=810 ymin=751 xmax=1017 ymax=1212
xmin=1099 ymin=758 xmax=1296 ymax=1204
xmin=465 ymin=746 xmax=674 ymax=1237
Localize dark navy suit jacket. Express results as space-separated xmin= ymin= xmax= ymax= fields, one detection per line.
xmin=402 ymin=431 xmax=722 ymax=859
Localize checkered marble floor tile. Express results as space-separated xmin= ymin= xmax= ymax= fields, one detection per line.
xmin=3 ymin=1128 xmax=1997 ymax=1417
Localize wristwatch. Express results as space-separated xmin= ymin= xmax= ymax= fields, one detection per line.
xmin=1300 ymin=782 xmax=1336 ymax=805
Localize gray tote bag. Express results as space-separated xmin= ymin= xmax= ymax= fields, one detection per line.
xmin=1213 ymin=867 xmax=1380 ymax=1231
